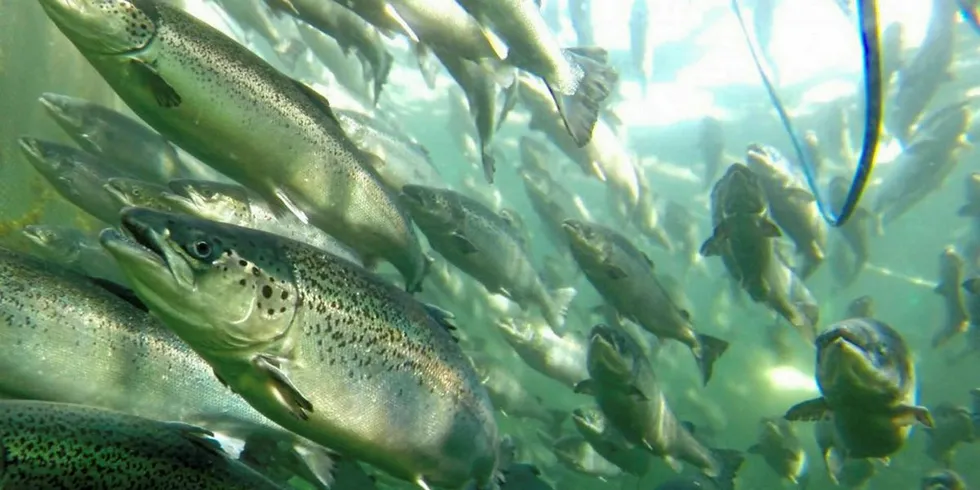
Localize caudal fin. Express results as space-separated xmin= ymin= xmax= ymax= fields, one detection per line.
xmin=480 ymin=148 xmax=497 ymax=184
xmin=496 ymin=82 xmax=521 ymax=132
xmin=695 ymin=334 xmax=730 ymax=386
xmin=544 ymin=287 xmax=577 ymax=336
xmin=708 ymin=448 xmax=744 ymax=490
xmin=372 ymin=51 xmax=394 ymax=106
xmin=547 ymin=48 xmax=618 ymax=148
xmin=415 ymin=43 xmax=439 ymax=90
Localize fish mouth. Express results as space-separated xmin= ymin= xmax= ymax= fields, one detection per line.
xmin=588 ymin=326 xmax=630 ymax=377
xmin=494 ymin=319 xmax=532 ymax=342
xmin=816 ymin=326 xmax=866 ymax=351
xmin=570 ymin=409 xmax=602 ymax=433
xmin=561 ymin=220 xmax=587 ymax=242
xmin=37 ymin=93 xmax=72 ymax=122
xmin=20 ymin=225 xmax=51 ymax=246
xmin=16 ymin=137 xmax=44 ymax=161
xmin=817 ymin=333 xmax=875 ymax=389
xmin=103 ymin=179 xmax=134 ymax=206
xmin=399 ymin=186 xmax=426 ymax=206
xmin=99 ymin=225 xmax=171 ymax=294
xmin=101 ymin=207 xmax=195 ymax=290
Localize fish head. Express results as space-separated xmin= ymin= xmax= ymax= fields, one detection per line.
xmin=165 ymin=179 xmax=252 ymax=224
xmin=921 ymin=469 xmax=967 ymax=490
xmin=400 ymin=185 xmax=455 ymax=226
xmin=815 ymin=318 xmax=913 ymax=402
xmin=21 ymin=225 xmax=83 ymax=260
xmin=562 ymin=220 xmax=610 ymax=261
xmin=759 ymin=417 xmax=785 ymax=440
xmin=38 ymin=0 xmax=160 ymax=55
xmin=717 ymin=162 xmax=767 ymax=216
xmin=744 ymin=144 xmax=787 ymax=181
xmin=586 ymin=324 xmax=640 ymax=385
xmin=101 ymin=207 xmax=300 ymax=355
xmin=104 ymin=177 xmax=171 ymax=209
xmin=17 ymin=137 xmax=83 ymax=178
xmin=570 ymin=407 xmax=606 ymax=436
xmin=38 ymin=93 xmax=101 ymax=144
xmin=494 ymin=318 xmax=535 ymax=347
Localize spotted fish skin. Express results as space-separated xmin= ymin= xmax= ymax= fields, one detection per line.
xmin=402 ymin=185 xmax=575 ymax=335
xmin=102 ymin=208 xmax=500 ymax=489
xmin=38 ymin=0 xmax=427 ymax=292
xmin=0 ymin=245 xmax=334 ymax=489
xmin=0 ymin=400 xmax=285 ymax=490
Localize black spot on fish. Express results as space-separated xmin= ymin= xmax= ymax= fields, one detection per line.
xmin=262 ymin=285 xmax=272 ymax=299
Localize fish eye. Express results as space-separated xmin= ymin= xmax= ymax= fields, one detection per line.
xmin=187 ymin=240 xmax=214 ymax=260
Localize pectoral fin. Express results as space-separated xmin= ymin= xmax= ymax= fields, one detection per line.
xmin=573 ymin=379 xmax=597 ymax=396
xmin=254 ymin=354 xmax=313 ymax=420
xmin=450 ymin=231 xmax=479 ymax=254
xmin=131 ymin=59 xmax=181 ymax=108
xmin=604 ymin=262 xmax=628 ymax=279
xmin=894 ymin=404 xmax=934 ymax=428
xmin=784 ymin=397 xmax=830 ymax=422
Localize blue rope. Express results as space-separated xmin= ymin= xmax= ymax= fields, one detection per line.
xmin=958 ymin=0 xmax=980 ymax=34
xmin=730 ymin=0 xmax=882 ymax=227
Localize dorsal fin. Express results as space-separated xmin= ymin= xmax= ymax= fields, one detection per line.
xmin=424 ymin=303 xmax=459 ymax=342
xmin=290 ymin=78 xmax=341 ymax=128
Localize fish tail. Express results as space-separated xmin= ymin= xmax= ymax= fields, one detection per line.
xmin=547 ymin=48 xmax=618 ymax=148
xmin=707 ymin=448 xmax=745 ymax=490
xmin=544 ymin=287 xmax=577 ymax=336
xmin=373 ymin=50 xmax=394 ymax=106
xmin=480 ymin=148 xmax=497 ymax=184
xmin=695 ymin=334 xmax=730 ymax=386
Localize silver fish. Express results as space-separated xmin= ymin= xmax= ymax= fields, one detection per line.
xmin=931 ymin=247 xmax=970 ymax=348
xmin=39 ymin=0 xmax=428 ymax=291
xmin=0 ymin=400 xmax=285 ymax=490
xmin=402 ymin=185 xmax=576 ymax=334
xmin=17 ymin=137 xmax=127 ymax=224
xmin=461 ymin=0 xmax=618 ymax=147
xmin=101 ymin=207 xmax=501 ymax=489
xmin=574 ymin=324 xmax=728 ymax=476
xmin=785 ymin=318 xmax=934 ymax=465
xmin=563 ymin=219 xmax=728 ymax=385
xmin=39 ymin=92 xmax=224 ymax=184
xmin=495 ymin=317 xmax=589 ymax=389
xmin=0 ymin=246 xmax=334 ymax=489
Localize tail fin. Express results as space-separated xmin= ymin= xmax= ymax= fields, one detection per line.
xmin=372 ymin=51 xmax=394 ymax=106
xmin=406 ymin=254 xmax=433 ymax=294
xmin=236 ymin=431 xmax=336 ymax=490
xmin=547 ymin=48 xmax=618 ymax=148
xmin=415 ymin=43 xmax=439 ymax=90
xmin=544 ymin=287 xmax=577 ymax=336
xmin=480 ymin=149 xmax=497 ymax=184
xmin=496 ymin=82 xmax=521 ymax=132
xmin=695 ymin=334 xmax=729 ymax=386
xmin=708 ymin=448 xmax=744 ymax=490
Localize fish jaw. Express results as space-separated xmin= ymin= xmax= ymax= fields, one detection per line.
xmin=587 ymin=329 xmax=631 ymax=384
xmin=101 ymin=208 xmax=298 ymax=356
xmin=817 ymin=331 xmax=899 ymax=401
